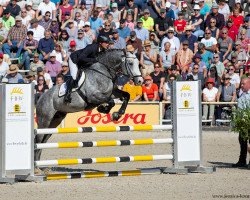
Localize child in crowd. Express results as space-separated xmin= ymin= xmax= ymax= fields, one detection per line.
xmin=125 ymin=14 xmax=135 ymax=31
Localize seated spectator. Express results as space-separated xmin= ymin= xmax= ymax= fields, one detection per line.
xmin=74 ymin=12 xmax=85 ymax=29
xmin=3 ymin=16 xmax=27 ymax=59
xmin=180 ymin=25 xmax=198 ymax=53
xmin=148 ymin=32 xmax=160 ymax=53
xmin=202 ymin=78 xmax=218 ymax=120
xmin=229 ymin=8 xmax=244 ymax=29
xmin=36 ymin=67 xmax=53 ymax=88
xmin=208 ymin=65 xmax=221 ymax=88
xmin=159 ymin=42 xmax=175 ymax=70
xmin=58 ymin=61 xmax=70 ymax=83
xmin=140 ymin=40 xmax=157 ymax=77
xmin=19 ymin=31 xmax=39 ymax=70
xmin=164 ymin=2 xmax=175 ymax=21
xmin=32 ymin=0 xmax=43 ymax=12
xmin=38 ymin=11 xmax=52 ymax=30
xmin=234 ymin=0 xmax=244 ymax=16
xmin=25 ymin=2 xmax=35 ymax=19
xmin=216 ymin=74 xmax=237 ymax=119
xmin=198 ymin=43 xmax=213 ymax=70
xmin=161 ymin=27 xmax=180 ymax=54
xmin=38 ymin=30 xmax=55 ymax=61
xmin=5 ymin=64 xmax=23 ymax=83
xmin=83 ymin=22 xmax=96 ymax=44
xmin=238 ymin=17 xmax=250 ymax=39
xmin=150 ymin=63 xmax=165 ymax=99
xmin=190 ymin=53 xmax=207 ymax=80
xmin=106 ymin=12 xmax=116 ymax=30
xmin=125 ymin=14 xmax=135 ymax=31
xmin=198 ymin=0 xmax=210 ymax=19
xmin=51 ymin=42 xmax=67 ymax=64
xmin=140 ymin=9 xmax=154 ymax=31
xmin=238 ymin=29 xmax=250 ymax=54
xmin=28 ymin=18 xmax=45 ymax=42
xmin=59 ymin=30 xmax=70 ymax=52
xmin=225 ymin=18 xmax=238 ymax=42
xmin=75 ymin=29 xmax=90 ymax=50
xmin=20 ymin=8 xmax=31 ymax=27
xmin=217 ymin=28 xmax=233 ymax=61
xmin=110 ymin=3 xmax=121 ymax=28
xmin=2 ymin=9 xmax=15 ymax=31
xmin=207 ymin=18 xmax=220 ymax=40
xmin=123 ymin=0 xmax=138 ymax=22
xmin=99 ymin=21 xmax=113 ymax=38
xmin=6 ymin=0 xmax=21 ymax=18
xmin=188 ymin=63 xmax=205 ymax=87
xmin=127 ymin=31 xmax=143 ymax=58
xmin=96 ymin=4 xmax=105 ymax=20
xmin=49 ymin=18 xmax=60 ymax=41
xmin=0 ymin=19 xmax=8 ymax=51
xmin=176 ymin=40 xmax=193 ymax=75
xmin=218 ymin=0 xmax=230 ymax=20
xmin=142 ymin=75 xmax=159 ymax=101
xmin=167 ymin=64 xmax=182 ymax=81
xmin=56 ymin=74 xmax=64 ymax=85
xmin=64 ymin=20 xmax=78 ymax=40
xmin=111 ymin=29 xmax=126 ymax=49
xmin=190 ymin=4 xmax=204 ymax=38
xmin=74 ymin=1 xmax=89 ymax=22
xmin=36 ymin=0 xmax=56 ymax=19
xmin=45 ymin=52 xmax=62 ymax=83
xmin=201 ymin=29 xmax=217 ymax=53
xmin=210 ymin=53 xmax=225 ymax=79
xmin=29 ymin=53 xmax=45 ymax=76
xmin=67 ymin=40 xmax=77 ymax=57
xmin=181 ymin=2 xmax=192 ymax=21
xmin=59 ymin=0 xmax=73 ymax=23
xmin=34 ymin=75 xmax=49 ymax=104
xmin=117 ymin=19 xmax=131 ymax=41
xmin=206 ymin=3 xmax=225 ymax=29
xmin=134 ymin=19 xmax=149 ymax=42
xmin=89 ymin=9 xmax=103 ymax=33
xmin=228 ymin=65 xmax=240 ymax=89
xmin=122 ymin=77 xmax=142 ymax=101
xmin=174 ymin=12 xmax=187 ymax=37
xmin=0 ymin=53 xmax=9 ymax=82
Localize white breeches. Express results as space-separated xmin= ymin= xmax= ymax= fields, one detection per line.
xmin=69 ymin=57 xmax=78 ymax=80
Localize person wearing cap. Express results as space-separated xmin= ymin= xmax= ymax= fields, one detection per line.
xmin=28 ymin=18 xmax=45 ymax=42
xmin=160 ymin=27 xmax=180 ymax=54
xmin=2 ymin=16 xmax=27 ymax=59
xmin=45 ymin=52 xmax=62 ymax=83
xmin=134 ymin=18 xmax=149 ymax=42
xmin=75 ymin=29 xmax=91 ymax=50
xmin=117 ymin=19 xmax=131 ymax=41
xmin=38 ymin=30 xmax=55 ymax=61
xmin=164 ymin=2 xmax=175 ymax=21
xmin=127 ymin=31 xmax=143 ymax=58
xmin=59 ymin=0 xmax=73 ymax=23
xmin=218 ymin=0 xmax=230 ymax=20
xmin=205 ymin=3 xmax=225 ymax=29
xmin=123 ymin=0 xmax=138 ymax=22
xmin=190 ymin=4 xmax=205 ymax=38
xmin=36 ymin=0 xmax=56 ymax=20
xmin=111 ymin=29 xmax=126 ymax=49
xmin=181 ymin=2 xmax=192 ymax=21
xmin=5 ymin=64 xmax=24 ymax=83
xmin=174 ymin=11 xmax=187 ymax=36
xmin=122 ymin=77 xmax=142 ymax=101
xmin=142 ymin=75 xmax=159 ymax=101
xmin=84 ymin=21 xmax=96 ymax=43
xmin=67 ymin=40 xmax=77 ymax=57
xmin=140 ymin=9 xmax=154 ymax=31
xmin=20 ymin=8 xmax=31 ymax=27
xmin=202 ymin=77 xmax=218 ymax=120
xmin=180 ymin=25 xmax=198 ymax=52
xmin=29 ymin=53 xmax=45 ymax=76
xmin=110 ymin=2 xmax=121 ymax=27
xmin=228 ymin=7 xmax=244 ymax=29
xmin=6 ymin=0 xmax=21 ymax=18
xmin=89 ymin=9 xmax=103 ymax=32
xmin=234 ymin=0 xmax=244 ymax=16
xmin=0 ymin=53 xmax=9 ymax=82
xmin=25 ymin=2 xmax=35 ymax=19
xmin=2 ymin=9 xmax=15 ymax=31
xmin=154 ymin=8 xmax=173 ymax=39
xmin=190 ymin=53 xmax=207 ymax=80
xmin=99 ymin=20 xmax=113 ymax=39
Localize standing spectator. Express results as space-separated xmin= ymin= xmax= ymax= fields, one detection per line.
xmin=174 ymin=12 xmax=187 ymax=36
xmin=142 ymin=75 xmax=159 ymax=101
xmin=202 ymin=78 xmax=218 ymax=120
xmin=38 ymin=30 xmax=55 ymax=61
xmin=161 ymin=27 xmax=180 ymax=54
xmin=201 ymin=28 xmax=217 ymax=53
xmin=84 ymin=22 xmax=96 ymax=44
xmin=2 ymin=9 xmax=15 ymax=31
xmin=6 ymin=0 xmax=21 ymax=18
xmin=28 ymin=18 xmax=45 ymax=42
xmin=127 ymin=31 xmax=143 ymax=58
xmin=36 ymin=0 xmax=56 ymax=19
xmin=59 ymin=0 xmax=73 ymax=23
xmin=228 ymin=65 xmax=240 ymax=89
xmin=5 ymin=64 xmax=23 ymax=83
xmin=29 ymin=53 xmax=44 ymax=76
xmin=134 ymin=19 xmax=149 ymax=42
xmin=206 ymin=3 xmax=225 ymax=29
xmin=225 ymin=18 xmax=238 ymax=42
xmin=217 ymin=28 xmax=233 ymax=61
xmin=140 ymin=39 xmax=157 ymax=77
xmin=0 ymin=53 xmax=9 ymax=81
xmin=3 ymin=16 xmax=27 ymax=59
xmin=159 ymin=41 xmax=175 ymax=70
xmin=38 ymin=11 xmax=52 ymax=30
xmin=99 ymin=21 xmax=113 ymax=38
xmin=154 ymin=8 xmax=173 ymax=40
xmin=89 ymin=9 xmax=103 ymax=33
xmin=150 ymin=63 xmax=165 ymax=98
xmin=180 ymin=25 xmax=198 ymax=53
xmin=75 ymin=29 xmax=90 ymax=50
xmin=232 ymin=78 xmax=250 ymax=168
xmin=140 ymin=9 xmax=154 ymax=31
xmin=122 ymin=77 xmax=142 ymax=101
xmin=111 ymin=29 xmax=126 ymax=49
xmin=229 ymin=8 xmax=244 ymax=29
xmin=207 ymin=18 xmax=220 ymax=40
xmin=45 ymin=52 xmax=62 ymax=83
xmin=51 ymin=42 xmax=67 ymax=63
xmin=34 ymin=75 xmax=49 ymax=104
xmin=218 ymin=0 xmax=230 ymax=20
xmin=190 ymin=4 xmax=205 ymax=38
xmin=123 ymin=0 xmax=138 ymax=22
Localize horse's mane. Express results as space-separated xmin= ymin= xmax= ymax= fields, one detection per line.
xmin=97 ymin=49 xmax=125 ymax=63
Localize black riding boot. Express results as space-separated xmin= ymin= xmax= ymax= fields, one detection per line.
xmin=64 ymin=78 xmax=78 ymax=103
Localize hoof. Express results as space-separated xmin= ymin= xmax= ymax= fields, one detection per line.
xmin=111 ymin=112 xmax=121 ymax=121
xmin=97 ymin=105 xmax=110 ymax=114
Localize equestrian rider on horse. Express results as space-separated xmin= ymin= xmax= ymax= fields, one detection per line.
xmin=64 ymin=36 xmax=110 ymax=103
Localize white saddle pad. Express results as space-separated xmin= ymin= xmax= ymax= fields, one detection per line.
xmin=59 ymin=72 xmax=86 ymax=97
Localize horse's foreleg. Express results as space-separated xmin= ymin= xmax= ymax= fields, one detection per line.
xmin=111 ymin=89 xmax=130 ymax=121
xmin=97 ymin=99 xmax=115 ymax=114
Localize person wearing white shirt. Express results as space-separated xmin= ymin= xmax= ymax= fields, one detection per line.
xmin=36 ymin=0 xmax=56 ymax=19
xmin=20 ymin=9 xmax=31 ymax=27
xmin=28 ymin=18 xmax=45 ymax=42
xmin=218 ymin=0 xmax=230 ymax=20
xmin=228 ymin=65 xmax=240 ymax=89
xmin=161 ymin=27 xmax=180 ymax=54
xmin=0 ymin=53 xmax=9 ymax=81
xmin=201 ymin=29 xmax=217 ymax=52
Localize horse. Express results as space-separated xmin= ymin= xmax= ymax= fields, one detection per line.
xmin=35 ymin=49 xmax=143 ymax=161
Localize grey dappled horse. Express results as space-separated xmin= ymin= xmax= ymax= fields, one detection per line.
xmin=35 ymin=49 xmax=143 ymax=161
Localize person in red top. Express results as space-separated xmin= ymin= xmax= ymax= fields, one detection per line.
xmin=142 ymin=75 xmax=159 ymax=101
xmin=59 ymin=0 xmax=73 ymax=23
xmin=174 ymin=12 xmax=186 ymax=36
xmin=225 ymin=18 xmax=238 ymax=42
xmin=229 ymin=8 xmax=244 ymax=30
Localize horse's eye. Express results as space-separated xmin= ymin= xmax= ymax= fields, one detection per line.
xmin=128 ymin=60 xmax=133 ymax=65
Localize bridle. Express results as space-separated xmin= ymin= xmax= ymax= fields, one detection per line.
xmin=123 ymin=55 xmax=142 ymax=79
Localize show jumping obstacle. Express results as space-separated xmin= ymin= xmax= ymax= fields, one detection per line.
xmin=0 ymin=81 xmax=214 ymax=184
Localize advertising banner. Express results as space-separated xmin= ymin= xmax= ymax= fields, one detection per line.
xmin=64 ymin=104 xmax=160 ymax=127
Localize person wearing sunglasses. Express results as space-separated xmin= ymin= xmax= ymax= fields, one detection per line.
xmin=238 ymin=29 xmax=250 ymax=54
xmin=38 ymin=11 xmax=52 ymax=30
xmin=99 ymin=21 xmax=113 ymax=38
xmin=189 ymin=4 xmax=204 ymax=38
xmin=2 ymin=9 xmax=15 ymax=31
xmin=205 ymin=3 xmax=225 ymax=29
xmin=217 ymin=27 xmax=233 ymax=61
xmin=207 ymin=18 xmax=220 ymax=40
xmin=228 ymin=65 xmax=240 ymax=89
xmin=161 ymin=27 xmax=180 ymax=54
xmin=34 ymin=75 xmax=49 ymax=104
xmin=210 ymin=53 xmax=225 ymax=79
xmin=201 ymin=28 xmax=217 ymax=53
xmin=36 ymin=0 xmax=56 ymax=19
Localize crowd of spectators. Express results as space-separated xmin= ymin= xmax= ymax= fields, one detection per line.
xmin=0 ymin=0 xmax=249 ymax=119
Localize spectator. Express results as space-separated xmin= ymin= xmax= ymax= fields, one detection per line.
xmin=190 ymin=4 xmax=205 ymax=38
xmin=109 ymin=3 xmax=121 ymax=28
xmin=150 ymin=63 xmax=165 ymax=99
xmin=142 ymin=75 xmax=159 ymax=101
xmin=117 ymin=19 xmax=131 ymax=41
xmin=36 ymin=0 xmax=56 ymax=19
xmin=56 ymin=74 xmax=64 ymax=85
xmin=49 ymin=18 xmax=60 ymax=41
xmin=140 ymin=9 xmax=154 ymax=31
xmin=5 ymin=64 xmax=23 ymax=83
xmin=198 ymin=0 xmax=210 ymax=20
xmin=208 ymin=65 xmax=221 ymax=87
xmin=225 ymin=17 xmax=239 ymax=42
xmin=64 ymin=20 xmax=78 ymax=40
xmin=198 ymin=42 xmax=213 ymax=70
xmin=174 ymin=12 xmax=187 ymax=36
xmin=19 ymin=31 xmax=38 ymax=70
xmin=25 ymin=2 xmax=35 ymax=19
xmin=99 ymin=21 xmax=113 ymax=38
xmin=20 ymin=8 xmax=31 ymax=27
xmin=181 ymin=2 xmax=192 ymax=21
xmin=140 ymin=39 xmax=157 ymax=77
xmin=217 ymin=28 xmax=233 ymax=61
xmin=32 ymin=0 xmax=43 ymax=12
xmin=160 ymin=41 xmax=175 ymax=70
xmin=188 ymin=63 xmax=205 ymax=87
xmin=167 ymin=64 xmax=182 ymax=81
xmin=180 ymin=25 xmax=198 ymax=52
xmin=45 ymin=52 xmax=62 ymax=83
xmin=51 ymin=42 xmax=67 ymax=63
xmin=36 ymin=67 xmax=53 ymax=88
xmin=154 ymin=8 xmax=173 ymax=40
xmin=122 ymin=77 xmax=142 ymax=101
xmin=238 ymin=28 xmax=250 ymax=54
xmin=0 ymin=53 xmax=9 ymax=81
xmin=229 ymin=8 xmax=244 ymax=29
xmin=83 ymin=21 xmax=96 ymax=43
xmin=38 ymin=30 xmax=55 ymax=61
xmin=74 ymin=29 xmax=90 ymax=50
xmin=58 ymin=61 xmax=71 ymax=82
xmin=67 ymin=40 xmax=77 ymax=56
xmin=74 ymin=12 xmax=85 ymax=29
xmin=6 ymin=0 xmax=21 ymax=18
xmin=111 ymin=29 xmax=126 ymax=49
xmin=89 ymin=9 xmax=103 ymax=33
xmin=96 ymin=4 xmax=105 ymax=21
xmin=202 ymin=78 xmax=218 ymax=120
xmin=140 ymin=0 xmax=159 ymax=20
xmin=218 ymin=0 xmax=230 ymax=20
xmin=164 ymin=2 xmax=175 ymax=21
xmin=95 ymin=0 xmax=110 ymax=12
xmin=148 ymin=32 xmax=160 ymax=53
xmin=228 ymin=65 xmax=240 ymax=89
xmin=127 ymin=31 xmax=143 ymax=58
xmin=123 ymin=0 xmax=138 ymax=22
xmin=207 ymin=18 xmax=220 ymax=40
xmin=238 ymin=17 xmax=250 ymax=39
xmin=34 ymin=75 xmax=49 ymax=104
xmin=2 ymin=9 xmax=15 ymax=31
xmin=59 ymin=0 xmax=73 ymax=23
xmin=161 ymin=27 xmax=180 ymax=54
xmin=206 ymin=3 xmax=225 ymax=29
xmin=176 ymin=40 xmax=193 ymax=75
xmin=59 ymin=30 xmax=70 ymax=52
xmin=29 ymin=53 xmax=45 ymax=76
xmin=74 ymin=0 xmax=89 ymax=22
xmin=201 ymin=28 xmax=217 ymax=53
xmin=38 ymin=11 xmax=52 ymax=30
xmin=190 ymin=53 xmax=207 ymax=80
xmin=0 ymin=18 xmax=8 ymax=50
xmin=28 ymin=18 xmax=45 ymax=42
xmin=134 ymin=18 xmax=149 ymax=42
xmin=210 ymin=53 xmax=225 ymax=79
xmin=125 ymin=14 xmax=135 ymax=31
xmin=3 ymin=16 xmax=27 ymax=59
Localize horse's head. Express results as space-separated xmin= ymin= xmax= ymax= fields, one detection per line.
xmin=122 ymin=51 xmax=143 ymax=86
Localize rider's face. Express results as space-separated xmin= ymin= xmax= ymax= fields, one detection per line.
xmin=100 ymin=41 xmax=109 ymax=49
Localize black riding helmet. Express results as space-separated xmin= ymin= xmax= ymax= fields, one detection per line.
xmin=97 ymin=35 xmax=110 ymax=43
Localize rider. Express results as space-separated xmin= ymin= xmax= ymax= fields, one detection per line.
xmin=64 ymin=35 xmax=110 ymax=103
